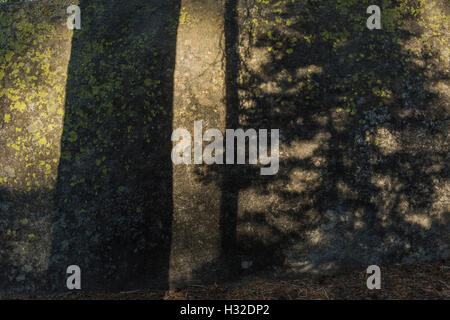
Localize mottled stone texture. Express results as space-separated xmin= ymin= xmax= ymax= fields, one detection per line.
xmin=229 ymin=0 xmax=449 ymax=276
xmin=0 ymin=0 xmax=449 ymax=294
xmin=170 ymin=0 xmax=226 ymax=287
xmin=1 ymin=0 xmax=180 ymax=293
xmin=0 ymin=0 xmax=74 ymax=292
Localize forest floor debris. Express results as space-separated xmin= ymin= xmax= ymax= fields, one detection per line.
xmin=2 ymin=259 xmax=449 ymax=300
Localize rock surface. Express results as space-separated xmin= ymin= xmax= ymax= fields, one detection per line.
xmin=0 ymin=0 xmax=448 ymax=293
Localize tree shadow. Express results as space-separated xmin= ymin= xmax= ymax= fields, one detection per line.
xmin=0 ymin=0 xmax=448 ymax=293
xmin=219 ymin=0 xmax=241 ymax=280
xmin=47 ymin=0 xmax=180 ymax=292
xmin=196 ymin=0 xmax=449 ymax=280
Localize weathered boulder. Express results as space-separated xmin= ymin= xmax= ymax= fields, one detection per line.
xmin=0 ymin=0 xmax=448 ymax=294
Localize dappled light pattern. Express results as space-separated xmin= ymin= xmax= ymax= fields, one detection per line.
xmin=194 ymin=0 xmax=448 ymax=277
xmin=0 ymin=0 xmax=448 ymax=293
xmin=226 ymin=0 xmax=448 ymax=274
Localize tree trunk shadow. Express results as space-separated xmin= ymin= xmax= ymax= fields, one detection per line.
xmin=47 ymin=0 xmax=180 ymax=292
xmin=220 ymin=0 xmax=241 ymax=279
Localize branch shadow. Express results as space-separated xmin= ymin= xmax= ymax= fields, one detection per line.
xmin=195 ymin=0 xmax=449 ymax=281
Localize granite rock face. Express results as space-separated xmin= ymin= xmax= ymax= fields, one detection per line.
xmin=1 ymin=0 xmax=180 ymax=292
xmin=0 ymin=0 xmax=448 ymax=293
